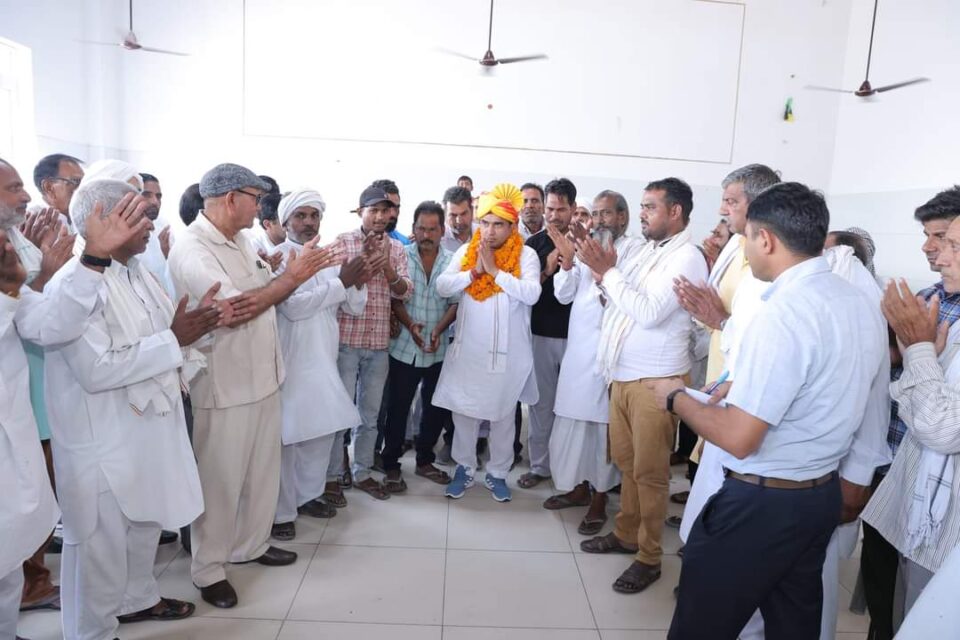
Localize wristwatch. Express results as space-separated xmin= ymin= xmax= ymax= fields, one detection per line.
xmin=666 ymin=388 xmax=686 ymax=413
xmin=80 ymin=253 xmax=112 ymax=268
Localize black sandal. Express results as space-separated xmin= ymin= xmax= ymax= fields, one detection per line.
xmin=612 ymin=561 xmax=661 ymax=594
xmin=580 ymin=532 xmax=637 ymax=554
xmin=117 ymin=597 xmax=195 ymax=623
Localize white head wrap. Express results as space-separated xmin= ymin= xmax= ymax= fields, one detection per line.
xmin=278 ymin=189 xmax=326 ymax=226
xmin=81 ymin=159 xmax=143 ymax=191
xmin=576 ymin=198 xmax=593 ymax=212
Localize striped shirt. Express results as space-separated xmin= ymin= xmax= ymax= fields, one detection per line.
xmin=863 ymin=342 xmax=960 ymax=572
xmin=336 ymin=228 xmax=413 ymax=350
xmin=888 ymin=282 xmax=960 ymax=454
xmin=389 ymin=244 xmax=458 ymax=367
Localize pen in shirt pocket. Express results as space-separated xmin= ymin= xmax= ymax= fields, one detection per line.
xmin=706 ymin=370 xmax=730 ymax=395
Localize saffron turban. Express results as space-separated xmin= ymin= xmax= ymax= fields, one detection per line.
xmin=81 ymin=159 xmax=143 ymax=191
xmin=279 ymin=189 xmax=326 ymax=226
xmin=476 ymin=183 xmax=523 ymax=224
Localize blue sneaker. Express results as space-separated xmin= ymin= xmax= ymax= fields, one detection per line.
xmin=484 ymin=474 xmax=512 ymax=502
xmin=445 ymin=465 xmax=474 ymax=499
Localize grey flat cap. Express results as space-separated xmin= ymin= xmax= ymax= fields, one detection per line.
xmin=199 ymin=163 xmax=271 ymax=198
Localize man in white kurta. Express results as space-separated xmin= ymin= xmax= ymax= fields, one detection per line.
xmin=1 ymin=158 xmax=150 ymax=638
xmin=0 ymin=235 xmax=110 ymax=639
xmin=45 ymin=179 xmax=215 ymax=640
xmin=433 ymin=183 xmax=541 ymax=502
xmin=545 ymin=191 xmax=640 ymax=533
xmin=272 ymin=190 xmax=368 ymax=540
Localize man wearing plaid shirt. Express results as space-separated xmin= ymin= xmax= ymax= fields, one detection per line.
xmin=861 ymin=185 xmax=960 ymax=640
xmin=382 ymin=202 xmax=460 ymax=492
xmin=329 ymin=185 xmax=413 ymax=501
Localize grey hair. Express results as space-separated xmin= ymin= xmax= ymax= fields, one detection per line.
xmin=70 ymin=178 xmax=138 ymax=238
xmin=594 ymin=189 xmax=629 ymax=214
xmin=721 ymin=164 xmax=781 ymax=203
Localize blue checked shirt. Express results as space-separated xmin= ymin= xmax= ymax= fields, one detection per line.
xmin=888 ymin=281 xmax=960 ymax=455
xmin=389 ymin=244 xmax=459 ymax=367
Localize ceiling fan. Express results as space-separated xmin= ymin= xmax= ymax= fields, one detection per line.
xmin=81 ymin=0 xmax=189 ymax=57
xmin=439 ymin=0 xmax=547 ymax=70
xmin=806 ymin=0 xmax=927 ymax=97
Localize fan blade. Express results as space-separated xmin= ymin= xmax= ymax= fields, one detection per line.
xmin=873 ymin=77 xmax=930 ymax=93
xmin=78 ymin=39 xmax=124 ymax=47
xmin=136 ymin=45 xmax=189 ymax=56
xmin=436 ymin=47 xmax=478 ymax=62
xmin=803 ymin=84 xmax=852 ymax=93
xmin=496 ymin=54 xmax=548 ymax=65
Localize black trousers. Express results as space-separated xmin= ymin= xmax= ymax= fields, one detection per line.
xmin=669 ymin=474 xmax=841 ymax=640
xmin=180 ymin=393 xmax=194 ymax=553
xmin=861 ymin=470 xmax=898 ymax=640
xmin=383 ymin=357 xmax=448 ymax=470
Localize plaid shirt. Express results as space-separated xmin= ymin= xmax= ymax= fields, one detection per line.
xmin=336 ymin=228 xmax=413 ymax=350
xmin=888 ymin=281 xmax=960 ymax=455
xmin=389 ymin=244 xmax=458 ymax=367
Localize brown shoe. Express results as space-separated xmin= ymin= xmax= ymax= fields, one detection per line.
xmin=612 ymin=561 xmax=661 ymax=594
xmin=415 ymin=464 xmax=451 ymax=485
xmin=355 ymin=477 xmax=390 ymax=500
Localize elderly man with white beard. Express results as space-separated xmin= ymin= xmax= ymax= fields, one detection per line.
xmin=0 ymin=157 xmax=153 ymax=639
xmin=44 ymin=179 xmax=225 ymax=640
xmin=271 ymin=189 xmax=371 ymax=541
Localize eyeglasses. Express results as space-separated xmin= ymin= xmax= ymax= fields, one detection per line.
xmin=235 ymin=189 xmax=263 ymax=205
xmin=50 ymin=177 xmax=82 ymax=189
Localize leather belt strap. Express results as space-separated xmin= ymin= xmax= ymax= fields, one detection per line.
xmin=724 ymin=469 xmax=836 ymax=490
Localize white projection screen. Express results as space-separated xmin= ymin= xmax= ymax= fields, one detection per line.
xmin=243 ymin=0 xmax=744 ymax=163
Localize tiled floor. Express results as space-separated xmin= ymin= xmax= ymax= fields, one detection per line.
xmin=17 ymin=456 xmax=870 ymax=640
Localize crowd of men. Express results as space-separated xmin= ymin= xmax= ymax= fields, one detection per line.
xmin=2 ymin=151 xmax=960 ymax=640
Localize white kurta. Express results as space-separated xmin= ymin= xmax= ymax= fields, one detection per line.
xmin=44 ymin=258 xmax=204 ymax=544
xmin=276 ymin=239 xmax=366 ymax=444
xmin=553 ymin=236 xmax=643 ymax=423
xmin=433 ymin=243 xmax=541 ymax=421
xmin=0 ymin=260 xmax=106 ymax=577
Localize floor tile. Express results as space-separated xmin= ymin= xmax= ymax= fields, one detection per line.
xmin=288 ymin=545 xmax=444 ymax=624
xmin=15 ymin=609 xmax=62 ymax=640
xmin=155 ymin=542 xmax=314 ymax=620
xmin=320 ymin=494 xmax=448 ymax=548
xmin=278 ymin=620 xmax=442 ymax=639
xmin=576 ymin=553 xmax=681 ymax=630
xmin=445 ymin=628 xmax=601 ymax=640
xmin=444 ymin=549 xmax=594 ymax=629
xmin=600 ymin=631 xmax=667 ymax=640
xmin=836 ymin=585 xmax=871 ymax=633
xmin=115 ymin=617 xmax=282 ymax=639
xmin=448 ymin=496 xmax=570 ymax=552
xmin=154 ymin=540 xmax=186 ymax=576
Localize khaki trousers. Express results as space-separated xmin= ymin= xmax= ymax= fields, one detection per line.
xmin=609 ymin=376 xmax=685 ymax=566
xmin=190 ymin=391 xmax=281 ymax=587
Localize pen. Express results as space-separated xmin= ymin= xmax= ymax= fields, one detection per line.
xmin=706 ymin=370 xmax=730 ymax=395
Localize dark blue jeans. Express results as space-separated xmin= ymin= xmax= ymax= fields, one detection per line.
xmin=669 ymin=473 xmax=841 ymax=640
xmin=383 ymin=357 xmax=448 ymax=470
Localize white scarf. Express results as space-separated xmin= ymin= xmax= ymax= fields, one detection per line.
xmin=73 ymin=238 xmax=204 ymax=415
xmin=906 ymin=322 xmax=960 ymax=552
xmin=708 ymin=232 xmax=743 ymax=288
xmin=596 ymin=228 xmax=692 ymax=382
xmin=8 ymin=226 xmax=43 ymax=285
xmin=824 ymin=245 xmax=858 ymax=282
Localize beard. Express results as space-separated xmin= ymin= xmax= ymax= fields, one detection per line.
xmin=0 ymin=205 xmax=24 ymax=230
xmin=385 ymin=220 xmax=397 ymax=233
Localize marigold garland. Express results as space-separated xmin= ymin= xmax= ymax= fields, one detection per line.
xmin=461 ymin=229 xmax=523 ymax=302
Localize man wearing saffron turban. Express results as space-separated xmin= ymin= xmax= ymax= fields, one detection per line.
xmin=432 ymin=183 xmax=542 ymax=502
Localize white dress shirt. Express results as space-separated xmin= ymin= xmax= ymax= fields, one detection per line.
xmin=601 ymin=240 xmax=708 ymax=381
xmin=722 ymin=257 xmax=886 ymax=481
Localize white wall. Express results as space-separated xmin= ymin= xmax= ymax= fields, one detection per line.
xmin=827 ymin=0 xmax=960 ymax=288
xmin=3 ymin=0 xmax=865 ymax=252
